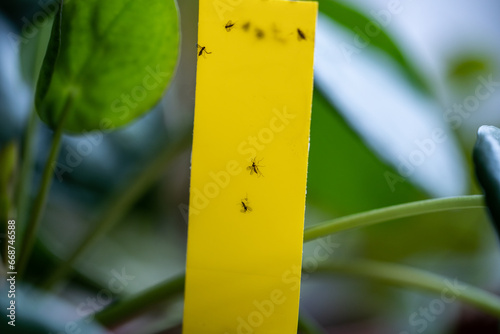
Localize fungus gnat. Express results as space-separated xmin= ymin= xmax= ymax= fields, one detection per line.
xmin=242 ymin=22 xmax=251 ymax=31
xmin=225 ymin=20 xmax=236 ymax=31
xmin=255 ymin=28 xmax=265 ymax=39
xmin=297 ymin=28 xmax=306 ymax=40
xmin=240 ymin=196 xmax=252 ymax=213
xmin=197 ymin=44 xmax=212 ymax=57
xmin=247 ymin=158 xmax=264 ymax=177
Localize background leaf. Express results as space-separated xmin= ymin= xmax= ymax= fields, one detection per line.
xmin=315 ymin=0 xmax=431 ymax=96
xmin=314 ymin=12 xmax=469 ymax=198
xmin=35 ymin=0 xmax=180 ymax=133
xmin=307 ymin=89 xmax=426 ymax=216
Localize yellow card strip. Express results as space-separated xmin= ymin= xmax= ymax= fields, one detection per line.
xmin=183 ymin=0 xmax=317 ymax=333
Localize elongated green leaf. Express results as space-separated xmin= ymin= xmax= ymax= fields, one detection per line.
xmin=35 ymin=0 xmax=180 ymax=133
xmin=308 ymin=89 xmax=486 ymax=262
xmin=316 ymin=0 xmax=430 ymax=95
xmin=307 ymin=88 xmax=425 ymax=216
xmin=473 ymin=125 xmax=500 ymax=229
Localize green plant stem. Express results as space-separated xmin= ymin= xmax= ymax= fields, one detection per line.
xmin=94 ymin=195 xmax=486 ymax=327
xmin=318 ymin=260 xmax=500 ymax=318
xmin=95 ymin=259 xmax=500 ymax=329
xmin=16 ymin=105 xmax=39 ymax=237
xmin=303 ymin=195 xmax=485 ymax=242
xmin=94 ymin=272 xmax=323 ymax=331
xmin=95 ymin=274 xmax=185 ymax=327
xmin=17 ymin=19 xmax=49 ymax=236
xmin=42 ymin=130 xmax=192 ymax=289
xmin=17 ymin=97 xmax=73 ymax=280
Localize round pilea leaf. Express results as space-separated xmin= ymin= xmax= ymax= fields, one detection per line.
xmin=473 ymin=125 xmax=500 ymax=231
xmin=35 ymin=0 xmax=180 ymax=133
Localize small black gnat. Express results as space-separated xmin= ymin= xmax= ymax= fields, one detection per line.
xmin=240 ymin=196 xmax=253 ymax=213
xmin=197 ymin=44 xmax=212 ymax=57
xmin=225 ymin=20 xmax=236 ymax=32
xmin=297 ymin=28 xmax=306 ymax=40
xmin=247 ymin=157 xmax=264 ymax=177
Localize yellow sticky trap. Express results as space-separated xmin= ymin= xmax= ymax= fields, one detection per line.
xmin=183 ymin=0 xmax=317 ymax=333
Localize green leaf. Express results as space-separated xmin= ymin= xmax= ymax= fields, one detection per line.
xmin=316 ymin=0 xmax=430 ymax=95
xmin=35 ymin=0 xmax=180 ymax=133
xmin=307 ymin=88 xmax=425 ymax=216
xmin=307 ymin=90 xmax=488 ymax=263
xmin=473 ymin=125 xmax=500 ymax=229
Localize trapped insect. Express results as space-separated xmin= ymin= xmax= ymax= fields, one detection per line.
xmin=240 ymin=196 xmax=253 ymax=213
xmin=225 ymin=20 xmax=236 ymax=31
xmin=197 ymin=44 xmax=212 ymax=57
xmin=297 ymin=28 xmax=306 ymax=40
xmin=242 ymin=22 xmax=251 ymax=31
xmin=255 ymin=28 xmax=265 ymax=39
xmin=247 ymin=157 xmax=264 ymax=176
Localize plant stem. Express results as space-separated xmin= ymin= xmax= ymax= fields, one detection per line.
xmin=95 ymin=259 xmax=500 ymax=328
xmin=95 ymin=274 xmax=185 ymax=327
xmin=318 ymin=259 xmax=500 ymax=318
xmin=92 ymin=195 xmax=486 ymax=326
xmin=94 ymin=273 xmax=326 ymax=331
xmin=90 ymin=195 xmax=488 ymax=328
xmin=16 ymin=105 xmax=39 ymax=239
xmin=304 ymin=195 xmax=485 ymax=242
xmin=17 ymin=17 xmax=50 ymax=237
xmin=42 ymin=130 xmax=192 ymax=289
xmin=17 ymin=97 xmax=73 ymax=280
